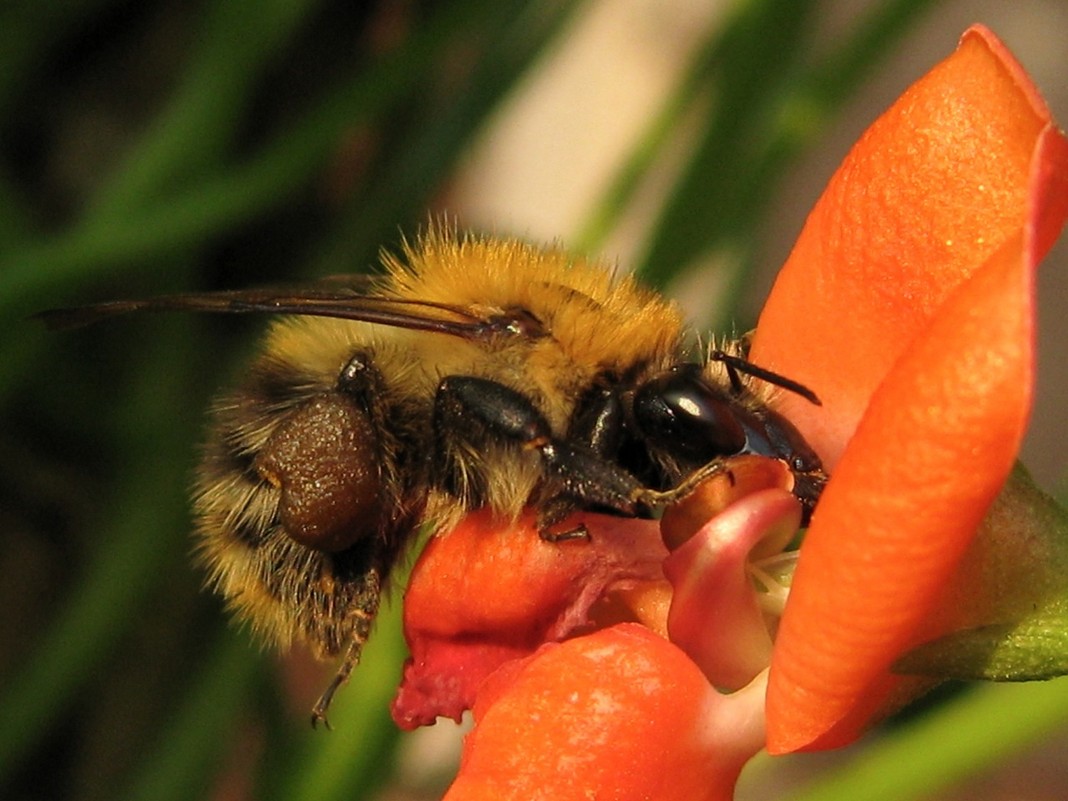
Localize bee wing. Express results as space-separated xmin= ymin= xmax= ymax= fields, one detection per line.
xmin=35 ymin=279 xmax=534 ymax=341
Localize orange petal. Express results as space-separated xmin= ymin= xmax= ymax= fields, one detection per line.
xmin=766 ymin=227 xmax=1034 ymax=753
xmin=750 ymin=25 xmax=1065 ymax=467
xmin=391 ymin=510 xmax=668 ymax=728
xmin=443 ymin=624 xmax=764 ymax=801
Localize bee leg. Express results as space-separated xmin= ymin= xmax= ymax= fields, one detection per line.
xmin=567 ymin=385 xmax=624 ymax=458
xmin=434 ymin=376 xmax=650 ymax=518
xmin=633 ymin=458 xmax=735 ymax=509
xmin=534 ymin=385 xmax=633 ymax=541
xmin=434 ymin=375 xmax=554 ymax=459
xmin=310 ymin=614 xmax=374 ymax=729
xmin=310 ymin=566 xmax=382 ymax=728
xmin=537 ymin=439 xmax=653 ymax=517
xmin=533 ymin=494 xmax=590 ymax=542
xmin=539 ymin=524 xmax=590 ymax=543
xmin=311 ymin=641 xmax=357 ymax=730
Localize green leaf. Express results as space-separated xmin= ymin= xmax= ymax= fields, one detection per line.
xmin=895 ymin=615 xmax=1068 ymax=681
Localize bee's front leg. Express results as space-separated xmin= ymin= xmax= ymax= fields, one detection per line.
xmin=432 ymin=376 xmax=651 ymax=532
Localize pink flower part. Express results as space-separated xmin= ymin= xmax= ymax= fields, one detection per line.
xmin=665 ymin=488 xmax=802 ymax=690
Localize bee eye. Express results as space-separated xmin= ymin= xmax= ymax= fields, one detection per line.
xmin=633 ymin=369 xmax=747 ymax=463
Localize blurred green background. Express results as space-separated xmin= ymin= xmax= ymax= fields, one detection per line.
xmin=2 ymin=2 xmax=1066 ymax=800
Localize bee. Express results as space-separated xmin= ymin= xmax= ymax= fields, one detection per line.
xmin=39 ymin=228 xmax=826 ymax=725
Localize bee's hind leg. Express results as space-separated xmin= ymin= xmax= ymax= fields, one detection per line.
xmin=310 ymin=567 xmax=382 ymax=729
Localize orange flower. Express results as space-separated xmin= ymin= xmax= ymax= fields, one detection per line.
xmin=392 ymin=510 xmax=671 ymax=729
xmin=442 ymin=624 xmax=765 ymax=801
xmin=753 ymin=24 xmax=1068 ymax=753
xmin=392 ymin=24 xmax=1068 ymax=798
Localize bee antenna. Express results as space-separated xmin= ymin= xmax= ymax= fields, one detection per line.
xmin=709 ymin=350 xmax=822 ymax=406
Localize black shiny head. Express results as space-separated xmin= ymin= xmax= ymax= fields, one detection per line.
xmin=628 ymin=360 xmax=826 ymax=510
